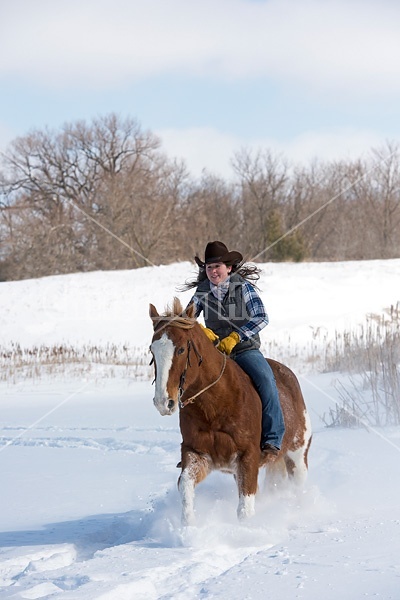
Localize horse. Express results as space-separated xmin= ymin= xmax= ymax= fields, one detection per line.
xmin=149 ymin=298 xmax=312 ymax=525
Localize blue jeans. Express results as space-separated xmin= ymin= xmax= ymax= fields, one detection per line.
xmin=234 ymin=349 xmax=285 ymax=449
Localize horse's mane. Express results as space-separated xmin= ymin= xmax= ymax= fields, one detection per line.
xmin=152 ymin=297 xmax=196 ymax=331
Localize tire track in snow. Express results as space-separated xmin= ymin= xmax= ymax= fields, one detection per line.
xmin=0 ymin=425 xmax=181 ymax=455
xmin=0 ymin=435 xmax=177 ymax=454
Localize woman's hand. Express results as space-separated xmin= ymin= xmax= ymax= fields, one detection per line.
xmin=217 ymin=332 xmax=240 ymax=354
xmin=199 ymin=324 xmax=219 ymax=344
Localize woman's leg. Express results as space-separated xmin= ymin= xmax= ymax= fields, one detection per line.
xmin=234 ymin=349 xmax=285 ymax=449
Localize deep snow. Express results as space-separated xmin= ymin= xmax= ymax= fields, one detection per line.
xmin=0 ymin=259 xmax=400 ymax=599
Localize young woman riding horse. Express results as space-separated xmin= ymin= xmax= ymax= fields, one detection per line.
xmin=149 ymin=242 xmax=312 ymax=524
xmin=183 ymin=241 xmax=285 ymax=456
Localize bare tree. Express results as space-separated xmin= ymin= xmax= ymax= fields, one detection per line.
xmin=0 ymin=114 xmax=187 ymax=278
xmin=232 ymin=148 xmax=307 ymax=260
xmin=350 ymin=143 xmax=400 ymax=258
xmin=1 ymin=120 xmax=400 ymax=281
xmin=177 ymin=172 xmax=240 ymax=262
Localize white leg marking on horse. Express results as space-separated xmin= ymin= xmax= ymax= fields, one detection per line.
xmin=151 ymin=334 xmax=175 ymax=415
xmin=287 ymin=409 xmax=312 ymax=486
xmin=237 ymin=494 xmax=255 ymax=521
xmin=179 ymin=469 xmax=196 ymax=526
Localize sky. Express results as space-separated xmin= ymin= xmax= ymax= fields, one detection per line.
xmin=1 ymin=0 xmax=400 ymax=179
xmin=0 ymin=259 xmax=399 ymax=598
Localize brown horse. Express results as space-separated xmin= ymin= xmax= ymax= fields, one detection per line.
xmin=149 ymin=298 xmax=312 ymax=525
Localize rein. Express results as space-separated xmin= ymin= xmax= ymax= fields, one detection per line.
xmin=179 ymin=342 xmax=227 ymax=409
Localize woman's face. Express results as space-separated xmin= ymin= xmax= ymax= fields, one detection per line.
xmin=205 ymin=262 xmax=231 ymax=285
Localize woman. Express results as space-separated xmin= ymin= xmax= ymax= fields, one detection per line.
xmin=183 ymin=240 xmax=285 ymax=456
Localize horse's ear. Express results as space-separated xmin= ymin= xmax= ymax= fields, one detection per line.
xmin=149 ymin=303 xmax=159 ymax=322
xmin=185 ymin=302 xmax=196 ymax=320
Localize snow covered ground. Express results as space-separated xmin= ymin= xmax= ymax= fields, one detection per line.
xmin=0 ymin=259 xmax=399 ymax=599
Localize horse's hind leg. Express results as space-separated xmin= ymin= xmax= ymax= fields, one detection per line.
xmin=285 ymin=410 xmax=312 ymax=487
xmin=264 ymin=456 xmax=289 ymax=491
xmin=285 ymin=438 xmax=311 ymax=487
xmin=178 ymin=452 xmax=209 ymax=526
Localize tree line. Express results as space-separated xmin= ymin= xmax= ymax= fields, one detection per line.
xmin=0 ymin=113 xmax=399 ymax=281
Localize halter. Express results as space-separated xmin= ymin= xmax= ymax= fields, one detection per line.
xmin=178 ymin=340 xmax=227 ymax=409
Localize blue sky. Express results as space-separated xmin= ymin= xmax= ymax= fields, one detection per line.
xmin=1 ymin=0 xmax=400 ymax=178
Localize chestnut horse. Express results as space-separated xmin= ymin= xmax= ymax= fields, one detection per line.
xmin=149 ymin=298 xmax=312 ymax=525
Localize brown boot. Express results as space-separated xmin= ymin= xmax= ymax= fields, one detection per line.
xmin=261 ymin=443 xmax=279 ymax=457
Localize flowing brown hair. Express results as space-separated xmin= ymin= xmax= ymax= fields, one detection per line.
xmin=179 ymin=261 xmax=262 ymax=292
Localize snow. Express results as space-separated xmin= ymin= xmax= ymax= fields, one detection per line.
xmin=0 ymin=259 xmax=400 ymax=599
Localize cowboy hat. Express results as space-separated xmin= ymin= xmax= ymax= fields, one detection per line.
xmin=195 ymin=241 xmax=243 ymax=268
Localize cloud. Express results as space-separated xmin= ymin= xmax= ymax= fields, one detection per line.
xmin=157 ymin=127 xmax=240 ymax=178
xmin=157 ymin=125 xmax=394 ymax=179
xmin=1 ymin=0 xmax=400 ymax=97
xmin=274 ymin=129 xmax=389 ymax=165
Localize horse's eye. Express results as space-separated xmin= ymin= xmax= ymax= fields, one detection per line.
xmin=177 ymin=347 xmax=185 ymax=355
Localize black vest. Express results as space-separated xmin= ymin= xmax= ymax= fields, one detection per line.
xmin=195 ymin=273 xmax=260 ymax=356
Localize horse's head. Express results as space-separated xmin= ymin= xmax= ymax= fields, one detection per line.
xmin=149 ymin=298 xmax=198 ymax=416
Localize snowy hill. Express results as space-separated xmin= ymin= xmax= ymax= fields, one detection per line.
xmin=0 ymin=259 xmax=399 ymax=599
xmin=1 ymin=258 xmax=399 ymax=372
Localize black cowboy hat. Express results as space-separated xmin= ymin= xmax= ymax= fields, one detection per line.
xmin=195 ymin=241 xmax=243 ymax=268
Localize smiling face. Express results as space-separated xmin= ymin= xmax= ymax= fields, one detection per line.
xmin=205 ymin=262 xmax=231 ymax=285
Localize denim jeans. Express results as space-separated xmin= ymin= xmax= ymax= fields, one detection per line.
xmin=233 ymin=349 xmax=285 ymax=449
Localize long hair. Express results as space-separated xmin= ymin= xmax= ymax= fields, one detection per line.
xmin=179 ymin=261 xmax=262 ymax=292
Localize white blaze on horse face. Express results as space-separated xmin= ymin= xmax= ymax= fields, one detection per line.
xmin=151 ymin=333 xmax=176 ymax=416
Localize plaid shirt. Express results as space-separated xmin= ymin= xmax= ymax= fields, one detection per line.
xmin=190 ymin=277 xmax=269 ymax=340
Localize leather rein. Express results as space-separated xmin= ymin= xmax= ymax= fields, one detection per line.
xmin=178 ymin=340 xmax=227 ymax=409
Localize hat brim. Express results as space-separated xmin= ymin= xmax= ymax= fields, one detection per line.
xmin=194 ymin=251 xmax=243 ymax=268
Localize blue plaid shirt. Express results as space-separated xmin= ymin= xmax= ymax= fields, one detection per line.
xmin=190 ymin=277 xmax=269 ymax=341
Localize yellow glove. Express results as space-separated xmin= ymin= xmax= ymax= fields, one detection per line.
xmin=199 ymin=323 xmax=219 ymax=344
xmin=217 ymin=332 xmax=240 ymax=355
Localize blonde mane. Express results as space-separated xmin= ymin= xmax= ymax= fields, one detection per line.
xmin=152 ymin=297 xmax=196 ymax=330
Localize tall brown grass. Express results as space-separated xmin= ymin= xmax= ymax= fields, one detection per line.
xmin=323 ymin=304 xmax=400 ymax=427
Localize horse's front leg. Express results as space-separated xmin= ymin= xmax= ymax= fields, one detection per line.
xmin=177 ymin=451 xmax=209 ymax=526
xmin=236 ymin=450 xmax=259 ymax=521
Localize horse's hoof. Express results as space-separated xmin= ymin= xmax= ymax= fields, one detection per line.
xmin=237 ymin=506 xmax=255 ymax=521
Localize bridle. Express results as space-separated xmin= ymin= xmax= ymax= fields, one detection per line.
xmin=178 ymin=340 xmax=227 ymax=409
xmin=150 ymin=336 xmax=227 ymax=409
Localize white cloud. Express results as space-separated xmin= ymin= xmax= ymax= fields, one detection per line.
xmin=1 ymin=0 xmax=400 ymax=97
xmin=276 ymin=129 xmax=389 ymax=165
xmin=158 ymin=125 xmax=395 ymax=179
xmin=157 ymin=127 xmax=240 ymax=179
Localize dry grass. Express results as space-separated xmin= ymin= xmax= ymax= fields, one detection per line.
xmin=0 ymin=342 xmax=153 ymax=384
xmin=323 ymin=304 xmax=400 ymax=427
